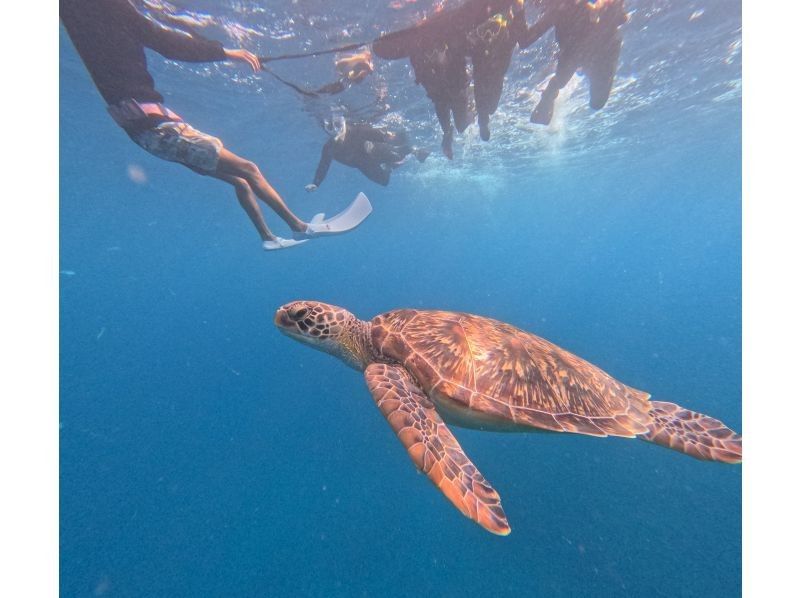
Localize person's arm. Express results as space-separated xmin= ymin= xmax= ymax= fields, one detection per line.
xmin=310 ymin=140 xmax=335 ymax=189
xmin=315 ymin=80 xmax=347 ymax=95
xmin=610 ymin=0 xmax=629 ymax=28
xmin=121 ymin=0 xmax=259 ymax=69
xmin=510 ymin=5 xmax=529 ymax=45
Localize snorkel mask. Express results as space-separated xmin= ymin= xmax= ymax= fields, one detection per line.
xmin=469 ymin=12 xmax=509 ymax=46
xmin=324 ymin=115 xmax=348 ymax=142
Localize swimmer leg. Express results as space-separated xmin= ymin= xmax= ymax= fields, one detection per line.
xmin=213 ymin=173 xmax=276 ymax=242
xmin=215 ymin=148 xmax=307 ymax=234
xmin=587 ymin=35 xmax=622 ymax=110
xmin=434 ymin=100 xmax=456 ymax=160
xmin=531 ymin=52 xmax=578 ymax=125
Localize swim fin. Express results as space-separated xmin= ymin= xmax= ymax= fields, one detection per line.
xmin=293 ymin=192 xmax=372 ymax=240
xmin=263 ymin=237 xmax=309 ymax=251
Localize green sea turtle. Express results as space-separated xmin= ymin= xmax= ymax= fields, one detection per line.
xmin=275 ymin=301 xmax=742 ymax=536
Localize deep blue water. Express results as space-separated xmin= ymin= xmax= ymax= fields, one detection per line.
xmin=60 ymin=1 xmax=741 ymax=596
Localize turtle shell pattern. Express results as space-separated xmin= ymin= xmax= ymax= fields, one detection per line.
xmin=370 ymin=309 xmax=653 ymax=438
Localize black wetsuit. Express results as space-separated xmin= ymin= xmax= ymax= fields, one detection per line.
xmin=312 ymin=124 xmax=414 ymax=187
xmin=60 ymin=0 xmax=226 ymax=130
xmin=553 ymin=0 xmax=626 ymax=109
xmin=468 ymin=1 xmax=527 ymax=139
xmin=524 ymin=0 xmax=626 ymax=123
xmin=410 ymin=40 xmax=473 ymax=137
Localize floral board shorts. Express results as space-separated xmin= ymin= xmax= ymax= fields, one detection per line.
xmin=133 ymin=121 xmax=223 ymax=174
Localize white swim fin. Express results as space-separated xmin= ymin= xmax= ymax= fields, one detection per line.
xmin=293 ymin=192 xmax=372 ymax=240
xmin=263 ymin=237 xmax=308 ymax=251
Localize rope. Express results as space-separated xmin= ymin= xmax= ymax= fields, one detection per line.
xmin=262 ymin=67 xmax=320 ymax=97
xmin=258 ymin=41 xmax=369 ymax=64
xmin=256 ymin=13 xmax=434 ymax=64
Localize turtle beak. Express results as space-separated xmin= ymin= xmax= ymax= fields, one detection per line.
xmin=274 ymin=305 xmax=311 ymax=342
xmin=274 ymin=306 xmax=293 ymax=331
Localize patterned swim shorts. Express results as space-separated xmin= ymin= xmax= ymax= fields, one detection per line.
xmin=134 ymin=121 xmax=223 ymax=174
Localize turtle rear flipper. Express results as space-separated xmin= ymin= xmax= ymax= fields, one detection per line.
xmin=639 ymin=401 xmax=742 ymax=464
xmin=365 ymin=363 xmax=511 ymax=536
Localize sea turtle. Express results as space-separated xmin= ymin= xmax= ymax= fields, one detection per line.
xmin=275 ymin=301 xmax=742 ymax=536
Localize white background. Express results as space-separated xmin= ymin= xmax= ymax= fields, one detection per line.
xmin=1 ymin=0 xmax=794 ymax=595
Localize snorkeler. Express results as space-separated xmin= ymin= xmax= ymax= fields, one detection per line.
xmin=314 ymin=49 xmax=375 ymax=96
xmin=60 ymin=0 xmax=371 ymax=251
xmin=409 ymin=39 xmax=474 ymax=160
xmin=373 ymin=1 xmax=519 ymax=159
xmin=306 ymin=118 xmax=429 ymax=189
xmin=373 ymin=1 xmax=524 ymax=157
xmin=520 ymin=0 xmax=627 ymax=125
xmin=468 ymin=0 xmax=528 ymax=141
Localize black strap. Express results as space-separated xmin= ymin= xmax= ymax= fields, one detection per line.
xmin=258 ymin=41 xmax=369 ymax=64
xmin=264 ymin=68 xmax=360 ymax=98
xmin=256 ymin=14 xmax=436 ymax=64
xmin=262 ymin=67 xmax=320 ymax=97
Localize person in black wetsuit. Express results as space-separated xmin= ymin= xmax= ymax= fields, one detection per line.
xmin=409 ymin=39 xmax=473 ymax=160
xmin=60 ymin=0 xmax=336 ymax=250
xmin=379 ymin=0 xmax=517 ymax=158
xmin=306 ymin=118 xmax=429 ymax=189
xmin=520 ymin=0 xmax=627 ymax=125
xmin=468 ymin=0 xmax=528 ymax=141
xmin=314 ymin=49 xmax=374 ymax=96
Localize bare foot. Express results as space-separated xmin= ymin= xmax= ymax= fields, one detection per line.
xmin=442 ymin=134 xmax=454 ymax=160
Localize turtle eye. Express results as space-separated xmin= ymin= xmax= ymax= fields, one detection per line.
xmin=288 ymin=306 xmax=309 ymax=321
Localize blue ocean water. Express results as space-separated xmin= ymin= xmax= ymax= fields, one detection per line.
xmin=60 ymin=1 xmax=741 ymax=596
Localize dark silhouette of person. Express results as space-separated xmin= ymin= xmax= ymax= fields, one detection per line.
xmin=60 ymin=0 xmax=353 ymax=250
xmin=316 ymin=49 xmax=374 ymax=95
xmin=521 ymin=0 xmax=627 ymax=126
xmin=409 ymin=40 xmax=473 ymax=160
xmin=307 ymin=119 xmax=429 ymax=189
xmin=373 ymin=1 xmax=518 ymax=159
xmin=468 ymin=0 xmax=528 ymax=141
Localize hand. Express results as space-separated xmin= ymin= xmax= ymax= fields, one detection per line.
xmin=305 ymin=184 xmax=318 ymax=193
xmin=224 ymin=48 xmax=261 ymax=72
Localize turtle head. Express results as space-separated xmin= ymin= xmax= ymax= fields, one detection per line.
xmin=274 ymin=301 xmax=370 ymax=370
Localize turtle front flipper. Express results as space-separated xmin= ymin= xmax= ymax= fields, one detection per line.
xmin=364 ymin=363 xmax=511 ymax=536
